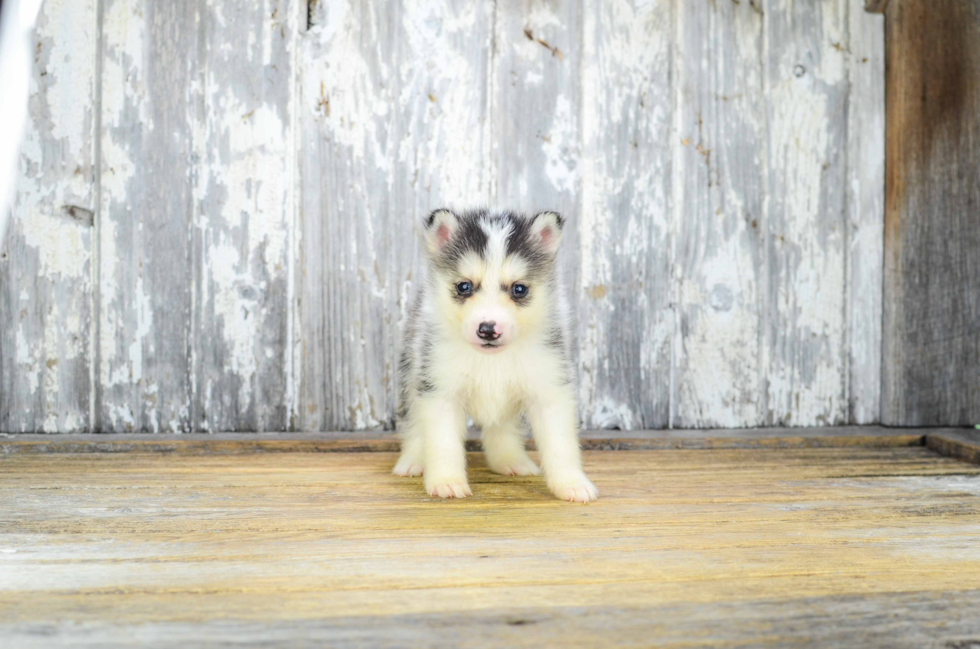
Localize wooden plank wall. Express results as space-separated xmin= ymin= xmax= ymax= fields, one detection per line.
xmin=881 ymin=0 xmax=980 ymax=426
xmin=99 ymin=0 xmax=300 ymax=432
xmin=1 ymin=0 xmax=885 ymax=432
xmin=0 ymin=0 xmax=98 ymax=432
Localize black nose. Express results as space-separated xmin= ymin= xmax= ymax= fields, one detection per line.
xmin=477 ymin=321 xmax=499 ymax=341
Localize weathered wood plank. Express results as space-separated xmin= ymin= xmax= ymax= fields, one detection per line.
xmin=492 ymin=1 xmax=591 ymax=424
xmin=492 ymin=0 xmax=581 ymax=219
xmin=764 ymin=0 xmax=850 ymax=426
xmin=6 ymin=589 xmax=979 ymax=649
xmin=192 ymin=0 xmax=298 ymax=431
xmin=673 ymin=0 xmax=765 ymax=428
xmin=98 ymin=0 xmax=197 ymax=431
xmin=925 ymin=429 xmax=980 ymax=465
xmin=846 ymin=4 xmax=885 ymax=424
xmin=881 ymin=0 xmax=980 ymax=425
xmin=299 ymin=0 xmax=493 ymax=430
xmin=99 ymin=0 xmax=301 ymax=432
xmin=576 ymin=0 xmax=672 ymax=429
xmin=1 ymin=447 xmax=979 ymax=647
xmin=0 ymin=0 xmax=97 ymax=433
xmin=298 ymin=2 xmax=396 ymax=431
xmin=0 ymin=426 xmax=925 ymax=455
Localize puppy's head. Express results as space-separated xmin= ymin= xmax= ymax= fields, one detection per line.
xmin=423 ymin=208 xmax=563 ymax=354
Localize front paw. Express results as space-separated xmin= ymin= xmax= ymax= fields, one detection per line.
xmin=549 ymin=473 xmax=598 ymax=503
xmin=424 ymin=477 xmax=472 ymax=499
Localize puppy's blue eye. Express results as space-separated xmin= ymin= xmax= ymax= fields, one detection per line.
xmin=456 ymin=281 xmax=473 ymax=296
xmin=511 ymin=283 xmax=528 ymax=298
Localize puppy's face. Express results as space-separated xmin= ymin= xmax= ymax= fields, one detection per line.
xmin=423 ymin=209 xmax=562 ymax=354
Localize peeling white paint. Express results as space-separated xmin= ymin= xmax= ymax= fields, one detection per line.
xmin=16 ymin=325 xmax=40 ymax=396
xmin=306 ymin=2 xmax=389 ymax=167
xmin=846 ymin=6 xmax=885 ymax=424
xmin=39 ymin=0 xmax=96 ymax=161
xmin=101 ymin=0 xmax=150 ymax=129
xmin=211 ymin=91 xmax=289 ymax=278
xmin=18 ymin=209 xmax=88 ymax=279
xmin=127 ymin=273 xmax=152 ymax=385
xmin=1 ymin=0 xmax=95 ymax=432
xmin=767 ymin=30 xmax=847 ymax=425
xmin=590 ymin=397 xmax=635 ymax=431
xmin=541 ymin=95 xmax=579 ymax=195
xmin=206 ymin=239 xmax=258 ymax=413
xmin=577 ymin=0 xmax=673 ymax=428
xmin=399 ymin=0 xmax=489 ymax=206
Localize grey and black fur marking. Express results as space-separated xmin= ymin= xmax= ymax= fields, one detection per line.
xmin=396 ymin=290 xmax=425 ymax=420
xmin=417 ymin=332 xmax=435 ymax=394
xmin=506 ymin=211 xmax=563 ymax=276
xmin=426 ymin=208 xmax=561 ymax=281
xmin=428 ymin=208 xmax=490 ymax=273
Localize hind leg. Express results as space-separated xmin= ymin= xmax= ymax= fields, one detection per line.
xmin=482 ymin=417 xmax=540 ymax=477
xmin=393 ymin=426 xmax=425 ymax=476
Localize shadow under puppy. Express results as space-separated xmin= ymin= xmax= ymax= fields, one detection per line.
xmin=394 ymin=208 xmax=598 ymax=503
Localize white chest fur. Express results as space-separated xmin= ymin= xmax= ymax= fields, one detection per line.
xmin=436 ymin=341 xmax=534 ymax=427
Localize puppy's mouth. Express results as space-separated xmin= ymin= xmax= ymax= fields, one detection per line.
xmin=474 ymin=342 xmax=505 ymax=354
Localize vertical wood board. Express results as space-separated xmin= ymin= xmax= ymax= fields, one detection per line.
xmin=492 ymin=1 xmax=592 ymax=423
xmin=846 ymin=5 xmax=884 ymax=424
xmin=0 ymin=0 xmax=97 ymax=433
xmin=882 ymin=0 xmax=980 ymax=425
xmin=98 ymin=0 xmax=197 ymax=431
xmin=192 ymin=0 xmax=298 ymax=431
xmin=672 ymin=0 xmax=766 ymax=428
xmin=764 ymin=0 xmax=850 ymax=426
xmin=577 ymin=0 xmax=673 ymax=429
xmin=300 ymin=0 xmax=493 ymax=430
xmin=98 ymin=0 xmax=299 ymax=432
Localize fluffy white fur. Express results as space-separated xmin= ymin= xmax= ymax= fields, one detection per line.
xmin=393 ymin=208 xmax=597 ymax=503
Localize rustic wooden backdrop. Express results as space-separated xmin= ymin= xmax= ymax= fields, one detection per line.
xmin=0 ymin=0 xmax=884 ymax=432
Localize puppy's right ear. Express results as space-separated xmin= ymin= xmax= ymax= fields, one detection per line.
xmin=423 ymin=208 xmax=460 ymax=255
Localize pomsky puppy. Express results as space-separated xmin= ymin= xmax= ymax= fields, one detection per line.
xmin=393 ymin=208 xmax=598 ymax=503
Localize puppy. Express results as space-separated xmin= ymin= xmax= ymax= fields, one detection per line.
xmin=393 ymin=208 xmax=597 ymax=503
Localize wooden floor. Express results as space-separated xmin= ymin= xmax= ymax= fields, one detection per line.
xmin=3 ymin=445 xmax=980 ymax=647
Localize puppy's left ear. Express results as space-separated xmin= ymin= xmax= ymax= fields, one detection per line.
xmin=530 ymin=211 xmax=563 ymax=256
xmin=423 ymin=208 xmax=460 ymax=255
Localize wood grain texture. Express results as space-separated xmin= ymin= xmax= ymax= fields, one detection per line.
xmin=191 ymin=0 xmax=298 ymax=431
xmin=299 ymin=0 xmax=493 ymax=430
xmin=6 ymin=590 xmax=980 ymax=649
xmin=98 ymin=0 xmax=198 ymax=431
xmin=491 ymin=0 xmax=591 ymax=429
xmin=0 ymin=0 xmax=98 ymax=432
xmin=577 ymin=0 xmax=672 ymax=429
xmin=847 ymin=5 xmax=885 ymax=424
xmin=881 ymin=0 xmax=980 ymax=425
xmin=764 ymin=0 xmax=850 ymax=427
xmin=673 ymin=0 xmax=765 ymax=428
xmin=0 ymin=426 xmax=927 ymax=455
xmin=926 ymin=429 xmax=980 ymax=466
xmin=492 ymin=0 xmax=581 ymax=220
xmin=2 ymin=447 xmax=980 ymax=647
xmin=99 ymin=0 xmax=300 ymax=432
